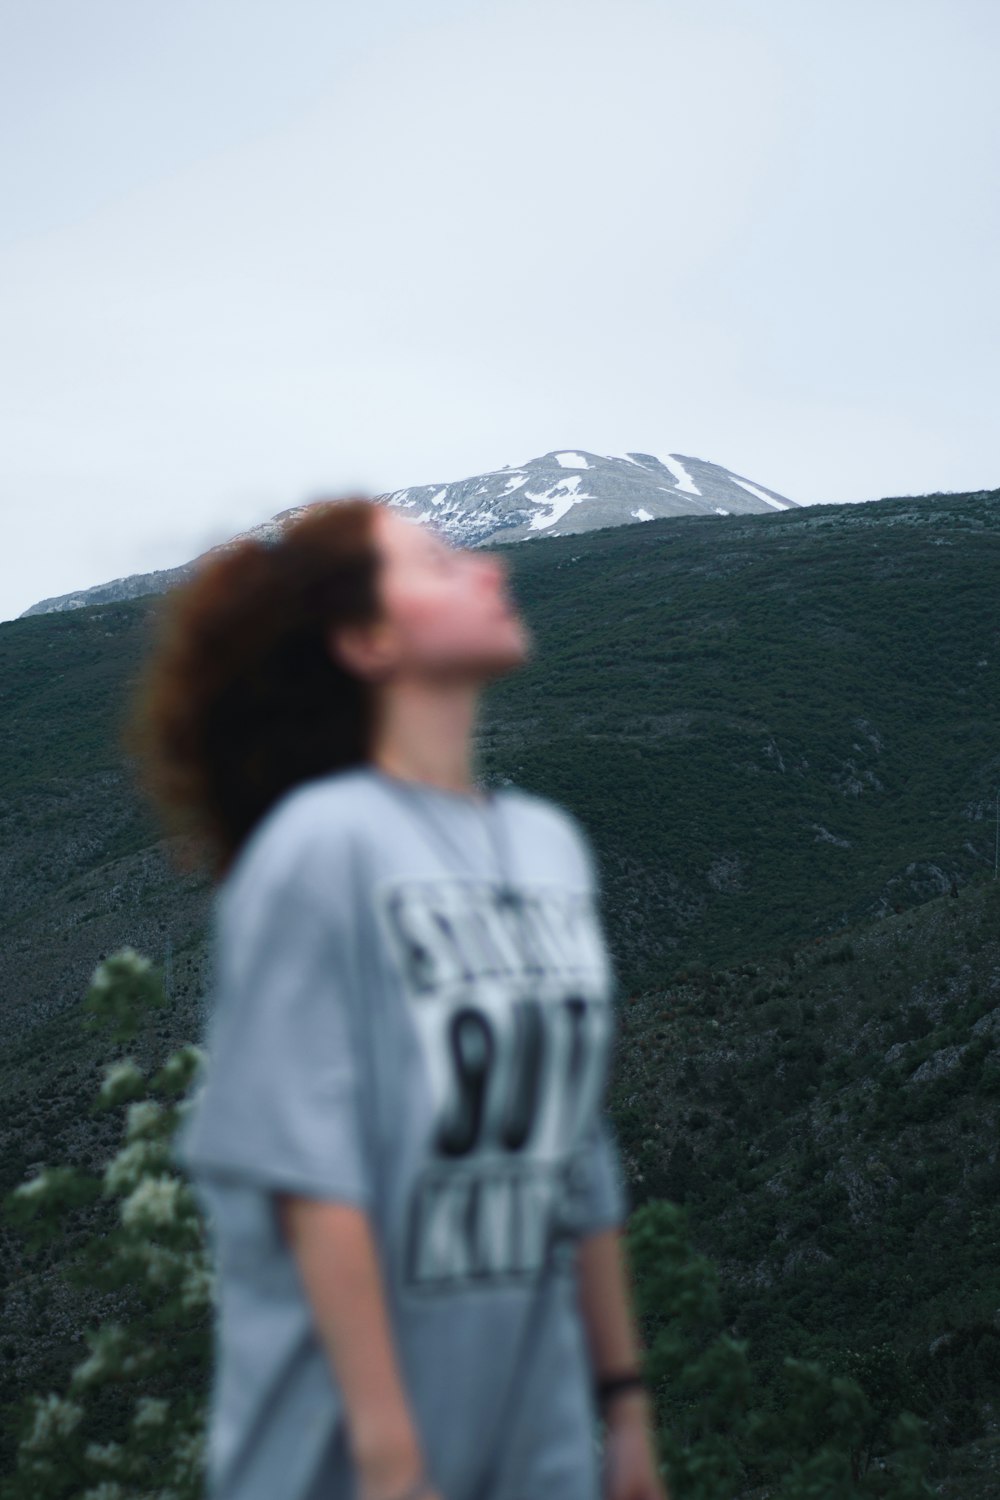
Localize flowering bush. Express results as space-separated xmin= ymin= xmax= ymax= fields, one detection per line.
xmin=2 ymin=949 xmax=211 ymax=1500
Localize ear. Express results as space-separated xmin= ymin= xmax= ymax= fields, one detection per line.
xmin=327 ymin=620 xmax=393 ymax=679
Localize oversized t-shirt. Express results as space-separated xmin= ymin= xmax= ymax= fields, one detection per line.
xmin=171 ymin=763 xmax=628 ymax=1500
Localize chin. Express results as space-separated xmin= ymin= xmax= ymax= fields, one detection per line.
xmin=468 ymin=637 xmax=531 ymax=680
xmin=489 ymin=639 xmax=532 ymax=677
xmin=437 ymin=619 xmax=532 ymax=679
xmin=496 ymin=618 xmax=532 ymax=662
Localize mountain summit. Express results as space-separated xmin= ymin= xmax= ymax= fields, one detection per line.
xmin=19 ymin=449 xmax=801 ymax=616
xmin=376 ymin=449 xmax=801 ymax=547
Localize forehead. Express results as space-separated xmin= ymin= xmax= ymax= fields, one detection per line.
xmin=377 ymin=507 xmax=450 ymax=557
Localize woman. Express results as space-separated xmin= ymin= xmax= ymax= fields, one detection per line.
xmin=126 ymin=497 xmax=668 ymax=1500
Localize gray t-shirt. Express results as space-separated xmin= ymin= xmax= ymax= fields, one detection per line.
xmin=172 ymin=764 xmax=628 ymax=1500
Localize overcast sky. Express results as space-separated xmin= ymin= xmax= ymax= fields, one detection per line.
xmin=2 ymin=0 xmax=997 ymax=621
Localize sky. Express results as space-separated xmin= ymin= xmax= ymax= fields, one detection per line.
xmin=2 ymin=0 xmax=997 ymax=621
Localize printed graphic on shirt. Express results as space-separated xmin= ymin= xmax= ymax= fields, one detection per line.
xmin=374 ymin=876 xmax=615 ymax=1293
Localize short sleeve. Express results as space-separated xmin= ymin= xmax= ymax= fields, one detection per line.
xmin=171 ymin=816 xmax=373 ymax=1209
xmin=573 ymin=1112 xmax=629 ymax=1236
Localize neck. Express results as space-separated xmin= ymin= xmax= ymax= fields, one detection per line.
xmin=369 ymin=674 xmax=485 ymax=798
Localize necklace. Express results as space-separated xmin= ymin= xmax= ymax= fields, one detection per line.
xmin=367 ymin=762 xmax=574 ymax=1500
xmin=369 ymin=765 xmax=549 ymax=984
xmin=369 ymin=765 xmax=527 ymax=914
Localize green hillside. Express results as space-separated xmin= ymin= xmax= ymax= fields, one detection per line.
xmin=476 ymin=486 xmax=1000 ymax=988
xmin=608 ymin=870 xmax=1000 ymax=1496
xmin=1 ymin=483 xmax=999 ymax=1491
xmin=2 ymin=485 xmax=998 ymax=1013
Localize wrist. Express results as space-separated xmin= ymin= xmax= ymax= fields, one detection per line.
xmin=594 ymin=1368 xmax=652 ymax=1428
xmin=602 ymin=1385 xmax=653 ymax=1429
xmin=351 ymin=1413 xmax=424 ymax=1490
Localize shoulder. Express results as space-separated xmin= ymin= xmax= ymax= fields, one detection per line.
xmin=502 ymin=785 xmax=595 ymax=882
xmin=220 ymin=766 xmax=376 ymax=912
xmin=504 ymin=785 xmax=584 ymax=838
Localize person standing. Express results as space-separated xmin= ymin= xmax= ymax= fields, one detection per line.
xmin=126 ymin=496 xmax=669 ymax=1500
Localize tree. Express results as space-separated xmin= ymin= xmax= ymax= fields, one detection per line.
xmin=625 ymin=1199 xmax=934 ymax=1498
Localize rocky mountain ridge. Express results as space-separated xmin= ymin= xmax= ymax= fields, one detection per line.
xmin=19 ymin=448 xmax=801 ymax=617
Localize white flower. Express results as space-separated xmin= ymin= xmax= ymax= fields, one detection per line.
xmin=133 ymin=1395 xmax=170 ymax=1430
xmin=172 ymin=1088 xmax=205 ymax=1129
xmin=160 ymin=1044 xmax=207 ymax=1085
xmin=170 ymin=1426 xmax=207 ymax=1480
xmin=129 ymin=1239 xmax=186 ymax=1285
xmin=22 ymin=1455 xmax=57 ymax=1479
xmin=120 ymin=1175 xmax=185 ymax=1229
xmin=180 ymin=1260 xmax=216 ymax=1310
xmin=114 ymin=946 xmax=152 ymax=974
xmin=120 ymin=1343 xmax=157 ymax=1376
xmin=90 ymin=947 xmax=152 ymax=994
xmin=22 ymin=1393 xmax=84 ymax=1452
xmin=12 ymin=1170 xmax=54 ymax=1202
xmin=84 ymin=1440 xmax=123 ymax=1468
xmin=125 ymin=1100 xmax=163 ymax=1141
xmin=70 ymin=1324 xmax=127 ymax=1389
xmin=99 ymin=1060 xmax=144 ymax=1104
xmin=104 ymin=1138 xmax=167 ymax=1195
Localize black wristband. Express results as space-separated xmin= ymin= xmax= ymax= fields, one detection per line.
xmin=594 ymin=1370 xmax=646 ymax=1407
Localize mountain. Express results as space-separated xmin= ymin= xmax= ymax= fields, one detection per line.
xmin=3 ymin=485 xmax=997 ymax=1029
xmin=17 ymin=449 xmax=801 ymax=617
xmin=378 ymin=448 xmax=802 ymax=542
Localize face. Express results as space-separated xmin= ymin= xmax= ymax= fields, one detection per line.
xmin=333 ymin=505 xmax=533 ymax=684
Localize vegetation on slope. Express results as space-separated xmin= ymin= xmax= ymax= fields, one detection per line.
xmin=1 ymin=484 xmax=998 ymax=1491
xmin=607 ymin=871 xmax=1000 ymax=1497
xmin=475 ymin=488 xmax=1000 ymax=988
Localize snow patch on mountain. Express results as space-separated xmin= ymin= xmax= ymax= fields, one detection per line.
xmin=525 ymin=472 xmax=593 ymax=529
xmin=728 ymin=476 xmax=790 ymax=510
xmin=657 ymin=454 xmax=700 ymax=494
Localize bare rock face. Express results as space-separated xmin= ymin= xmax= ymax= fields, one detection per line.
xmin=905 ymin=1044 xmax=969 ymax=1085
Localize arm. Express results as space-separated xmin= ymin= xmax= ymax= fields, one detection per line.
xmin=576 ymin=1226 xmax=670 ymax=1500
xmin=175 ymin=821 xmax=441 ymax=1500
xmin=575 ymin=1224 xmax=654 ymax=1429
xmin=276 ymin=1195 xmax=440 ymax=1500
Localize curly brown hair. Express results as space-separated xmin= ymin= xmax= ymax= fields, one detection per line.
xmin=121 ymin=496 xmax=385 ymax=883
